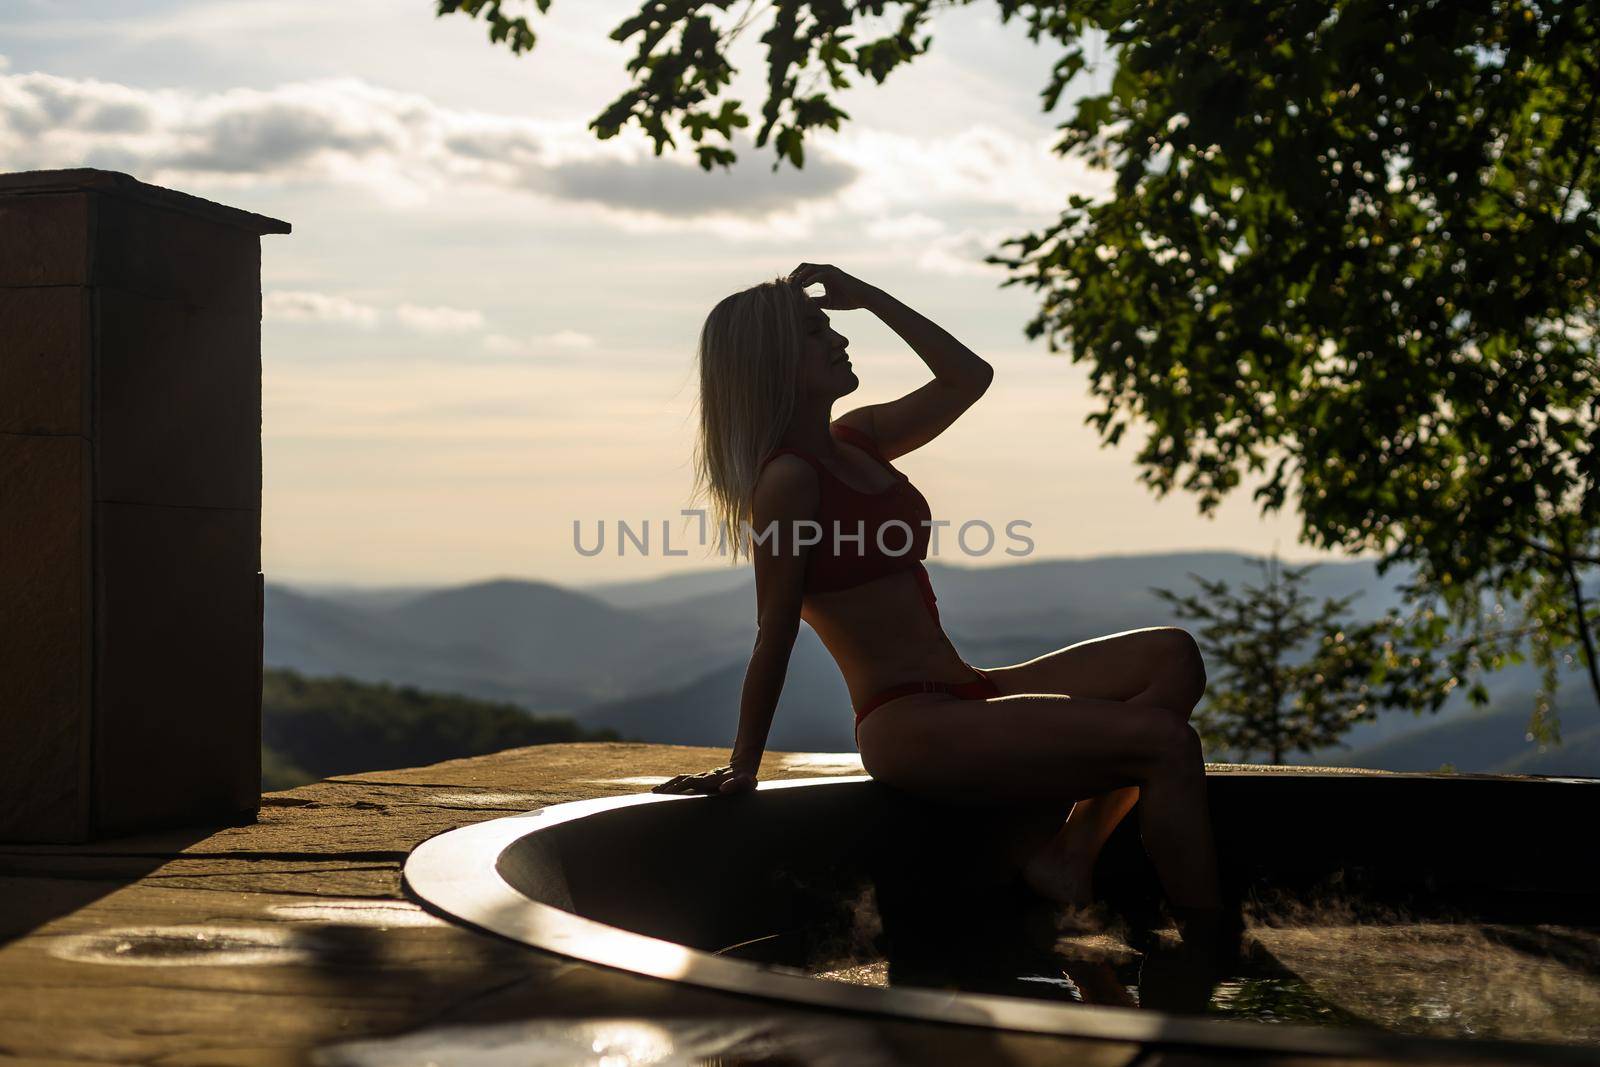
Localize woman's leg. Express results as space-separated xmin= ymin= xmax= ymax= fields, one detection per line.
xmin=858 ymin=690 xmax=1220 ymax=910
xmin=981 ymin=628 xmax=1209 ymax=903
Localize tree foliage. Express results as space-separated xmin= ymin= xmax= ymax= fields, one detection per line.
xmin=993 ymin=0 xmax=1600 ymax=742
xmin=440 ymin=0 xmax=1600 ymax=736
xmin=1152 ymin=554 xmax=1455 ymax=763
xmin=436 ymin=0 xmax=949 ymax=170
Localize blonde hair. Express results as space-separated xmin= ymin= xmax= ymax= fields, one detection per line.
xmin=691 ymin=277 xmax=810 ymax=563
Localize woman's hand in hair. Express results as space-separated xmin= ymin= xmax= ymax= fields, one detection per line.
xmin=651 ymin=764 xmax=758 ymax=797
xmin=788 ymin=263 xmax=879 ymax=312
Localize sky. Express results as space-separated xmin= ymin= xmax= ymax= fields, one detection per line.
xmin=1 ymin=0 xmax=1344 ymax=586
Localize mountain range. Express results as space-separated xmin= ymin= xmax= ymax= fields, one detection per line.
xmin=271 ymin=551 xmax=1600 ymax=774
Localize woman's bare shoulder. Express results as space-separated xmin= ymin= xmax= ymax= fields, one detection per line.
xmin=753 ymin=453 xmax=820 ymax=517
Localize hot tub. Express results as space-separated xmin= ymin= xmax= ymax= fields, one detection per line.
xmin=403 ymin=768 xmax=1600 ymax=1064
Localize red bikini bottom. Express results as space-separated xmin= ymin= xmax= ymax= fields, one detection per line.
xmin=851 ymin=562 xmax=1000 ymax=737
xmin=854 ymin=665 xmax=1001 ymax=739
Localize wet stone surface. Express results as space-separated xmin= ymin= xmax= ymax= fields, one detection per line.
xmin=48 ymin=925 xmax=315 ymax=967
xmin=0 ymin=743 xmax=1140 ymax=1066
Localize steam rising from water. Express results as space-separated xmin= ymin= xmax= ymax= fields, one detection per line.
xmin=1244 ymin=889 xmax=1600 ymax=1042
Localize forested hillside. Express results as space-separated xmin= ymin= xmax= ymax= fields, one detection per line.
xmin=261 ymin=669 xmax=622 ymax=790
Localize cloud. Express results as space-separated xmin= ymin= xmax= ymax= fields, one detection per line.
xmin=0 ymin=67 xmax=1110 ymax=240
xmin=0 ymin=71 xmax=854 ymax=220
xmin=542 ymin=330 xmax=597 ymax=349
xmin=263 ymin=290 xmax=381 ymax=327
xmin=856 ymin=213 xmax=1036 ymax=278
xmin=257 ymin=288 xmax=607 ymax=366
xmin=482 ymin=330 xmax=598 ymax=358
xmin=161 ymin=95 xmax=396 ymax=174
xmin=916 ymin=227 xmax=1023 ymax=277
xmin=395 ymin=303 xmax=486 ymax=334
xmin=540 ymin=142 xmax=855 ymax=217
xmin=265 ymin=291 xmax=507 ymax=339
xmin=866 ymin=213 xmax=947 ymax=241
xmin=828 ymin=125 xmax=1110 ymax=216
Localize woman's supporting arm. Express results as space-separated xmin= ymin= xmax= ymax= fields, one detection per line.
xmin=729 ymin=618 xmax=800 ymax=776
xmin=654 ymin=453 xmax=818 ymax=796
xmin=652 ymin=447 xmax=812 ymax=796
xmin=729 ymin=452 xmax=819 ymax=775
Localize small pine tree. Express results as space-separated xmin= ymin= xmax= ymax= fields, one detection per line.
xmin=1151 ymin=553 xmax=1454 ymax=764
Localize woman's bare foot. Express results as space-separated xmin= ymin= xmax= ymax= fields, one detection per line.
xmin=1021 ymin=846 xmax=1094 ymax=908
xmin=1170 ymin=903 xmax=1246 ymax=964
xmin=1137 ymin=938 xmax=1218 ymax=1014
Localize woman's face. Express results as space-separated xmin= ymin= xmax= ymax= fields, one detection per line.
xmin=795 ymin=298 xmax=856 ymax=400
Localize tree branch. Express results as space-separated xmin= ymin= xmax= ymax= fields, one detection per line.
xmin=1558 ymin=527 xmax=1600 ymax=708
xmin=1506 ymin=532 xmax=1600 ymax=567
xmin=1558 ymin=58 xmax=1599 ymax=222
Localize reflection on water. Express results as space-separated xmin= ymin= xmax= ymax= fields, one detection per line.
xmin=808 ymin=925 xmax=1367 ymax=1024
xmin=737 ymin=884 xmax=1600 ymax=1044
xmin=812 ymin=949 xmax=1361 ymax=1025
xmin=1207 ymin=975 xmax=1355 ymax=1025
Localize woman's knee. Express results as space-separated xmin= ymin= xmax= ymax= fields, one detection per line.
xmin=1129 ymin=711 xmax=1205 ymax=776
xmin=1124 ymin=629 xmax=1205 ymax=718
xmin=1159 ymin=627 xmax=1207 ymax=712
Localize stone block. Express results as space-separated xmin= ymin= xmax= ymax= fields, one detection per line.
xmin=0 ymin=170 xmax=285 ymax=842
xmin=95 ymin=287 xmax=261 ymax=510
xmin=0 ymin=193 xmax=91 ymax=288
xmin=95 ymin=199 xmax=261 ymax=314
xmin=92 ymin=500 xmax=262 ymax=835
xmin=0 ymin=433 xmax=90 ymax=841
xmin=0 ymin=287 xmax=91 ymax=435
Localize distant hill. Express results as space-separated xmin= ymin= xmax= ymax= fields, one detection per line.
xmin=1324 ymin=692 xmax=1600 ymax=776
xmin=261 ymin=668 xmax=619 ymax=790
xmin=601 ymin=551 xmax=1419 ymax=688
xmin=289 ymin=584 xmax=440 ymax=611
xmin=1497 ymin=723 xmax=1600 ymax=776
xmin=619 ymin=551 xmax=1414 ymax=655
xmin=267 ymin=550 xmax=1598 ymax=773
xmin=266 ymin=585 xmax=567 ymax=705
xmin=379 ymin=579 xmax=732 ymax=699
xmin=572 ymin=630 xmax=856 ymax=751
xmin=265 ymin=579 xmax=732 ymax=712
xmin=579 ymin=566 xmax=753 ymax=610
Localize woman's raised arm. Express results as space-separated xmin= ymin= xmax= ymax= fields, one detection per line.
xmin=790 ymin=263 xmax=992 ymax=462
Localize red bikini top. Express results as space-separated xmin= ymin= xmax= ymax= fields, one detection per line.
xmin=756 ymin=422 xmax=934 ymax=595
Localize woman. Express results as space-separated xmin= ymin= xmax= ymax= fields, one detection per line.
xmin=655 ymin=263 xmax=1224 ymax=940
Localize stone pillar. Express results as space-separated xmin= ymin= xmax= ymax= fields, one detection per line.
xmin=0 ymin=169 xmax=289 ymax=842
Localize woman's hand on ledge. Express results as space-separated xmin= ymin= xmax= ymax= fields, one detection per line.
xmin=651 ymin=765 xmax=758 ymax=796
